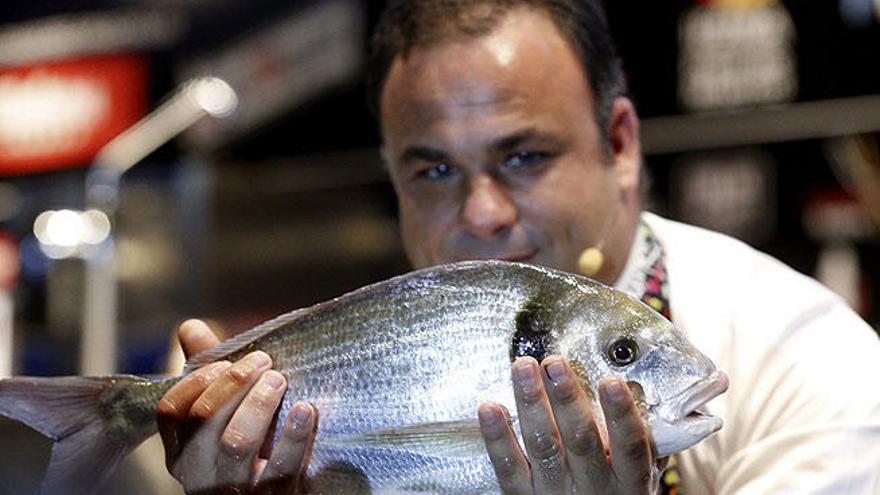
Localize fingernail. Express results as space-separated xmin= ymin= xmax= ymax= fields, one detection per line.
xmin=249 ymin=351 xmax=271 ymax=367
xmin=261 ymin=370 xmax=285 ymax=390
xmin=604 ymin=378 xmax=625 ymax=401
xmin=205 ymin=361 xmax=230 ymax=378
xmin=292 ymin=401 xmax=312 ymax=428
xmin=477 ymin=403 xmax=503 ymax=426
xmin=512 ymin=358 xmax=537 ymax=389
xmin=229 ymin=353 xmax=269 ymax=381
xmin=544 ymin=358 xmax=567 ymax=384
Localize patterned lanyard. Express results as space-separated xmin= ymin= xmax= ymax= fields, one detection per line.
xmin=615 ymin=219 xmax=672 ymax=321
xmin=614 ymin=219 xmax=680 ymax=494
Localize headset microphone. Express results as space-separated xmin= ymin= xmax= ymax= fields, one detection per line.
xmin=577 ymin=204 xmax=618 ymax=277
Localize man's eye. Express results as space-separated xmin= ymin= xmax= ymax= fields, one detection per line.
xmin=503 ymin=151 xmax=547 ymax=170
xmin=419 ymin=162 xmax=455 ymax=180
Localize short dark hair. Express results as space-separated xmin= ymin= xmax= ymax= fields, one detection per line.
xmin=366 ymin=0 xmax=628 ymax=149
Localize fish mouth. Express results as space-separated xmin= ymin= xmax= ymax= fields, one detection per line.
xmin=648 ymin=371 xmax=729 ymax=456
xmin=662 ymin=370 xmax=729 ymax=423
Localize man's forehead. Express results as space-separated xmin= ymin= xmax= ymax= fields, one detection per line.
xmin=387 ymin=62 xmax=522 ymax=117
xmin=381 ymin=12 xmax=574 ymax=121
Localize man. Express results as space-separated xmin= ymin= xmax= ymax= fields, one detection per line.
xmin=156 ymin=1 xmax=880 ymax=493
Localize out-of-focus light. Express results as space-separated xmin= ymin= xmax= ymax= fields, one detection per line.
xmin=188 ymin=77 xmax=238 ymax=118
xmin=839 ymin=0 xmax=877 ymax=28
xmin=80 ymin=210 xmax=111 ymax=244
xmin=33 ymin=209 xmax=112 ymax=259
xmin=0 ymin=72 xmax=109 ymax=160
xmin=35 ymin=209 xmax=83 ymax=247
xmin=678 ymin=4 xmax=797 ymax=111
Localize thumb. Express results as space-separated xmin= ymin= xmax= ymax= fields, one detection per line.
xmin=178 ymin=319 xmax=222 ymax=359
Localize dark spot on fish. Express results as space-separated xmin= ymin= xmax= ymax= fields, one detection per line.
xmin=511 ymin=297 xmax=554 ymax=362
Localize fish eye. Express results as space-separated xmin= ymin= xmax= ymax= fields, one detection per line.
xmin=607 ymin=337 xmax=639 ymax=366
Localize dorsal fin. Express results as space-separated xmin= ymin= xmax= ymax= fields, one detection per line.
xmin=184 ymin=260 xmax=555 ymax=372
xmin=184 ymin=306 xmax=314 ymax=372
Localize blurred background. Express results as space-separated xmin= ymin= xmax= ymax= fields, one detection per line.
xmin=0 ymin=0 xmax=878 ymax=376
xmin=0 ymin=0 xmax=878 ymax=489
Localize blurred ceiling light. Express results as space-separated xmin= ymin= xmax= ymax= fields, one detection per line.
xmin=187 ymin=77 xmax=238 ymax=118
xmin=33 ymin=209 xmax=112 ymax=259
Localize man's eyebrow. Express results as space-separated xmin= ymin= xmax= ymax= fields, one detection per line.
xmin=399 ymin=146 xmax=450 ymax=164
xmin=490 ymin=129 xmax=556 ymax=153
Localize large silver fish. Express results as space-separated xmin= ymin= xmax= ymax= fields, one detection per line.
xmin=0 ymin=260 xmax=727 ymax=494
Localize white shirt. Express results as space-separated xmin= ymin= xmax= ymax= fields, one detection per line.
xmin=640 ymin=213 xmax=880 ymax=494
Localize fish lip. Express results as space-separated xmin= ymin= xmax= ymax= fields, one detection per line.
xmin=680 ymin=409 xmax=723 ymax=429
xmin=669 ymin=371 xmax=729 ymax=419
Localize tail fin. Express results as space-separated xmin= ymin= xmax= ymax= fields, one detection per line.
xmin=0 ymin=375 xmax=167 ymax=495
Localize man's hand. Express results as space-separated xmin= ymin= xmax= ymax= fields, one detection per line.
xmin=156 ymin=319 xmax=317 ymax=494
xmin=478 ymin=355 xmax=659 ymax=494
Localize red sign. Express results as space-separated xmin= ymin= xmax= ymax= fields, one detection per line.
xmin=0 ymin=54 xmax=148 ymax=175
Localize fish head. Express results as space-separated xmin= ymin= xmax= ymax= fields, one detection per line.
xmin=557 ymin=286 xmax=729 ymax=457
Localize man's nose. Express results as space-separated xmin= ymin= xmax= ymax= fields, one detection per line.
xmin=460 ymin=175 xmax=517 ymax=239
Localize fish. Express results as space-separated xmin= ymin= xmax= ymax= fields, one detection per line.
xmin=0 ymin=260 xmax=728 ymax=494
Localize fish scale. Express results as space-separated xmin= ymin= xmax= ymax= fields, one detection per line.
xmin=0 ymin=260 xmax=726 ymax=494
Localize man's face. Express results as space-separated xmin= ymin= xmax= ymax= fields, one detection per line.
xmin=380 ymin=8 xmax=639 ymax=281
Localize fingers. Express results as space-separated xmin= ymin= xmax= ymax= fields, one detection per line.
xmin=159 ymin=351 xmax=276 ymax=492
xmin=257 ymin=401 xmax=318 ymax=494
xmin=511 ymin=357 xmax=569 ymax=494
xmin=215 ymin=369 xmax=288 ymax=487
xmin=157 ymin=361 xmax=231 ymax=466
xmin=599 ymin=376 xmax=655 ymax=493
xmin=187 ymin=351 xmax=273 ymax=430
xmin=179 ymin=319 xmax=221 ymax=359
xmin=541 ymin=356 xmax=611 ymax=491
xmin=478 ymin=402 xmax=531 ymax=494
xmin=481 ymin=357 xmax=657 ymax=495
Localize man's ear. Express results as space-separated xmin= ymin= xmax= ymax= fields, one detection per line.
xmin=609 ymin=97 xmax=641 ymax=199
